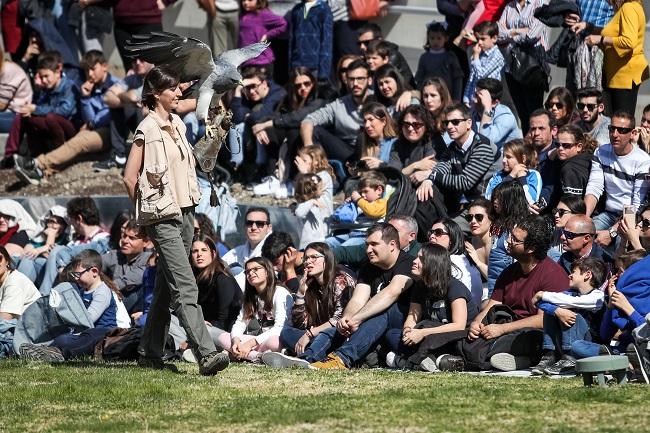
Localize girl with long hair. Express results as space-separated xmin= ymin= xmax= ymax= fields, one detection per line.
xmin=262 ymin=242 xmax=354 ymax=368
xmin=544 ymin=87 xmax=577 ymax=127
xmin=555 ymin=124 xmax=596 ymax=200
xmin=420 ymin=77 xmax=453 ymax=134
xmin=463 ymin=198 xmax=493 ymax=302
xmin=385 ymin=244 xmax=479 ymax=371
xmin=374 ymin=64 xmax=416 ymax=117
xmin=348 ymin=102 xmax=398 ymax=171
xmin=217 ymin=257 xmax=293 ymax=362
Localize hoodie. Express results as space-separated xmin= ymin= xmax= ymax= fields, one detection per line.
xmin=560 ymin=152 xmax=592 ymax=197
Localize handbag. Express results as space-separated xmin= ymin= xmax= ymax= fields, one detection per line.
xmin=509 ymin=42 xmax=548 ymax=89
xmin=349 ymin=0 xmax=381 ymax=20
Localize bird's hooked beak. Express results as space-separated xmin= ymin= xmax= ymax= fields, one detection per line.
xmin=238 ymin=80 xmax=245 ymax=87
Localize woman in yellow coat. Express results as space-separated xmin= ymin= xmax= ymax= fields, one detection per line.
xmin=586 ymin=0 xmax=649 ymax=116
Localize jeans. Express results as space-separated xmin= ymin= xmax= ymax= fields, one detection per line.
xmin=570 ymin=340 xmax=602 ymax=359
xmin=280 ymin=326 xmax=337 ymax=363
xmin=325 ymin=231 xmax=367 ymax=249
xmin=182 ymin=112 xmax=202 ymax=145
xmin=0 ymin=110 xmax=17 ymax=133
xmin=16 ymin=256 xmax=47 ymax=284
xmin=592 ymin=210 xmax=620 ymax=231
xmin=542 ymin=312 xmax=590 ymax=354
xmin=334 ymin=302 xmax=406 ymax=367
xmin=52 ymin=327 xmax=111 ymax=359
xmin=228 ymin=122 xmax=246 ymax=167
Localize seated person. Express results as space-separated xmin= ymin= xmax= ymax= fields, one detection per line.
xmin=357 ymin=23 xmax=415 ymax=88
xmin=9 ymin=51 xmax=78 ymax=161
xmin=458 ymin=215 xmax=568 ymax=372
xmin=559 ymin=215 xmax=613 ymax=275
xmin=484 ymin=139 xmax=542 ymax=205
xmin=0 ymin=246 xmax=41 ymax=358
xmin=531 ymin=257 xmax=607 ymax=375
xmin=327 ymin=170 xmax=390 ymax=248
xmin=261 ymin=231 xmax=303 ymax=292
xmin=471 ymin=78 xmax=522 ymax=156
xmin=311 ymin=223 xmax=414 ymax=369
xmin=373 ymin=64 xmax=418 ymax=117
xmin=555 ymin=124 xmax=595 ymax=199
xmin=14 ymin=50 xmax=119 ymax=184
xmin=0 ymin=46 xmax=32 ymax=138
xmin=574 ymin=87 xmax=611 ymax=145
xmin=101 ymin=218 xmax=152 ymax=314
xmin=228 ymin=66 xmax=286 ymax=179
xmin=92 ymin=57 xmax=153 ymax=171
xmin=0 ymin=198 xmax=41 ymax=257
xmin=18 ymin=250 xmax=120 ymax=362
xmin=222 ymin=207 xmax=273 ymax=274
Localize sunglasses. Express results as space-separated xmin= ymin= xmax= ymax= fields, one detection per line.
xmin=545 ymin=101 xmax=564 ymax=110
xmin=562 ymin=229 xmax=594 ymax=240
xmin=608 ymin=125 xmax=634 ymax=134
xmin=577 ymin=102 xmax=598 ymax=111
xmin=637 ymin=217 xmax=650 ymax=229
xmin=427 ymin=228 xmax=449 ymax=238
xmin=552 ymin=208 xmax=572 ymax=217
xmin=464 ymin=213 xmax=485 ymax=223
xmin=358 ymin=38 xmax=377 ymax=46
xmin=444 ymin=118 xmax=468 ymax=126
xmin=295 ymin=81 xmax=313 ymax=88
xmin=402 ymin=121 xmax=424 ymax=130
xmin=556 ymin=142 xmax=577 ymax=149
xmin=245 ymin=220 xmax=269 ymax=228
xmin=70 ymin=268 xmax=92 ymax=280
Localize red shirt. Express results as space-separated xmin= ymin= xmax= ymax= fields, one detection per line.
xmin=491 ymin=257 xmax=568 ymax=318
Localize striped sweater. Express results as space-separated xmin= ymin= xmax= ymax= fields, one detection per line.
xmin=585 ymin=144 xmax=650 ymax=213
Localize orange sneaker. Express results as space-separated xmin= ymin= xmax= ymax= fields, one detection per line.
xmin=310 ymin=353 xmax=348 ymax=370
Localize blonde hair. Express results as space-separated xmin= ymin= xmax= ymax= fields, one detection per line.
xmin=297 ymin=145 xmax=335 ymax=180
xmin=294 ymin=173 xmax=322 ymax=203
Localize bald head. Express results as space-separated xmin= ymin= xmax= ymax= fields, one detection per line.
xmin=565 ymin=215 xmax=595 ymax=235
xmin=562 ymin=214 xmax=595 ymax=255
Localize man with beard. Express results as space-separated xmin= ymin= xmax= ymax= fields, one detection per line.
xmin=575 ymin=87 xmax=611 ymax=145
xmin=301 ymin=59 xmax=372 ymax=162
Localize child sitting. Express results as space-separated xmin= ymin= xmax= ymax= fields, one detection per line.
xmin=462 ymin=21 xmax=504 ymax=105
xmin=415 ymin=21 xmax=464 ymax=102
xmin=484 ymin=139 xmax=541 ymax=205
xmin=530 ymin=257 xmax=607 ymax=375
xmin=327 ymin=170 xmax=390 ymax=248
xmin=294 ymin=173 xmax=331 ymax=248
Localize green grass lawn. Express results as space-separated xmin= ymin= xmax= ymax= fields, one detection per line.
xmin=1 ymin=359 xmax=648 ymax=433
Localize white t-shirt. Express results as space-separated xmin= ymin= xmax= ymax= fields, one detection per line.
xmin=0 ymin=270 xmax=41 ymax=317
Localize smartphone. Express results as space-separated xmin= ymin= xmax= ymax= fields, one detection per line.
xmin=535 ymin=197 xmax=547 ymax=211
xmin=623 ymin=205 xmax=637 ymax=227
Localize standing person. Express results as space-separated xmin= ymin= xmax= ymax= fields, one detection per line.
xmin=293 ymin=173 xmax=331 ymax=248
xmin=262 ymin=242 xmax=355 ymax=368
xmin=462 ymin=21 xmax=505 ymax=106
xmin=288 ymin=0 xmax=333 ymax=80
xmin=217 ymin=257 xmax=293 ymax=362
xmin=123 ymin=67 xmax=230 ymax=376
xmin=238 ymin=0 xmax=287 ymax=74
xmin=585 ymin=0 xmax=649 ymax=116
xmin=200 ymin=0 xmax=239 ymax=56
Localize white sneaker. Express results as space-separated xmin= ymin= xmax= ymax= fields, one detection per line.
xmin=182 ymin=349 xmax=197 ymax=364
xmin=385 ymin=351 xmax=398 ymax=368
xmin=261 ymin=351 xmax=313 ymax=369
xmin=273 ymin=182 xmax=294 ymax=199
xmin=253 ymin=175 xmax=281 ymax=196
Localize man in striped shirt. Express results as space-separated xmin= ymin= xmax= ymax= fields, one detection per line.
xmin=584 ymin=110 xmax=650 ymax=246
xmin=417 ymin=103 xmax=498 ymax=219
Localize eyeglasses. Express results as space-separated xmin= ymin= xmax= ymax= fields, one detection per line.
xmin=637 ymin=217 xmax=650 ymax=229
xmin=464 ymin=213 xmax=485 ymax=223
xmin=552 ymin=208 xmax=572 ymax=217
xmin=303 ymin=253 xmax=325 ymax=263
xmin=402 ymin=121 xmax=424 ymax=130
xmin=562 ymin=229 xmax=594 ymax=240
xmin=245 ymin=220 xmax=269 ymax=228
xmin=556 ymin=142 xmax=577 ymax=149
xmin=244 ymin=266 xmax=265 ymax=276
xmin=608 ymin=125 xmax=634 ymax=134
xmin=577 ymin=102 xmax=598 ymax=111
xmin=358 ymin=37 xmax=378 ymax=46
xmin=70 ymin=268 xmax=91 ymax=280
xmin=295 ymin=81 xmax=313 ymax=89
xmin=427 ymin=228 xmax=449 ymax=238
xmin=244 ymin=82 xmax=262 ymax=91
xmin=347 ymin=76 xmax=368 ymax=83
xmin=444 ymin=118 xmax=468 ymax=126
xmin=545 ymin=101 xmax=564 ymax=110
xmin=507 ymin=232 xmax=525 ymax=245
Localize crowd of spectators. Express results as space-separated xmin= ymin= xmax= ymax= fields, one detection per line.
xmin=1 ymin=0 xmax=650 ymax=381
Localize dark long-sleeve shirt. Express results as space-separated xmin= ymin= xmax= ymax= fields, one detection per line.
xmin=231 ymin=80 xmax=287 ymax=125
xmin=197 ymin=272 xmax=242 ymax=331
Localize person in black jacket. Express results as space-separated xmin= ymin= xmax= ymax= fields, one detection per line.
xmin=250 ymin=67 xmax=330 ymax=184
xmin=556 ymin=124 xmax=595 ymax=199
xmin=190 ymin=235 xmax=242 ymax=350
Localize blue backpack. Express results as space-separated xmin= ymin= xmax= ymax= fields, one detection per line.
xmin=332 ymin=201 xmax=358 ymax=224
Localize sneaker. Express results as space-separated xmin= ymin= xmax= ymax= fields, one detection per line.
xmin=626 ymin=342 xmax=650 ymax=384
xmin=252 ymin=175 xmax=281 ymax=196
xmin=310 ymin=353 xmax=348 ymax=370
xmin=19 ymin=343 xmax=64 ymax=363
xmin=531 ymin=350 xmax=556 ymax=376
xmin=182 ymin=349 xmax=197 ymax=364
xmin=92 ymin=157 xmax=125 ymax=172
xmin=261 ymin=351 xmax=312 ymax=369
xmin=385 ymin=351 xmax=408 ymax=370
xmin=273 ymin=182 xmax=294 ymax=199
xmin=419 ymin=356 xmax=441 ymax=373
xmin=544 ymin=356 xmax=577 ymax=375
xmin=489 ymin=353 xmax=531 ymax=372
xmin=198 ymin=350 xmax=230 ymax=376
xmin=14 ymin=155 xmax=43 ymax=185
xmin=436 ymin=354 xmax=465 ymax=372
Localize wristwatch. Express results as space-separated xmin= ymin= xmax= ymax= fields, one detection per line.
xmin=608 ymin=228 xmax=618 ymax=239
xmin=484 ymin=109 xmax=495 ymax=118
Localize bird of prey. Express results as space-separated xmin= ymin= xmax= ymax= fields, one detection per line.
xmin=124 ymin=31 xmax=269 ymax=122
